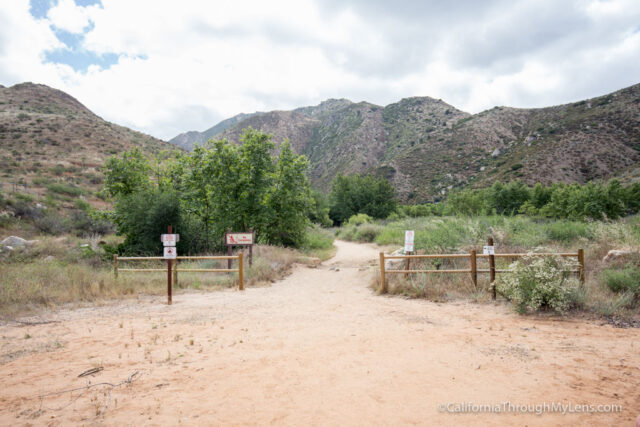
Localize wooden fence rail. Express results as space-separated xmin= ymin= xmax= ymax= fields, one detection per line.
xmin=379 ymin=249 xmax=584 ymax=298
xmin=114 ymin=253 xmax=244 ymax=291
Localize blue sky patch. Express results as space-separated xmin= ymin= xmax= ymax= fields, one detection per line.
xmin=31 ymin=0 xmax=118 ymax=73
xmin=29 ymin=0 xmax=55 ymax=19
xmin=44 ymin=50 xmax=119 ymax=72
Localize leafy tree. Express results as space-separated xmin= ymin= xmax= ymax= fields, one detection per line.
xmin=445 ymin=189 xmax=487 ymax=215
xmin=180 ymin=144 xmax=216 ymax=250
xmin=488 ymin=181 xmax=530 ymax=215
xmin=237 ymin=128 xmax=275 ymax=238
xmin=265 ymin=141 xmax=312 ymax=246
xmin=113 ymin=188 xmax=182 ymax=255
xmin=328 ymin=174 xmax=396 ymax=224
xmin=102 ymin=148 xmax=151 ymax=198
xmin=531 ymin=183 xmax=552 ymax=208
xmin=308 ymin=190 xmax=332 ymax=227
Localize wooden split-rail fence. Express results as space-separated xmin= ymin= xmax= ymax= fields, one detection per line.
xmin=113 ymin=253 xmax=244 ymax=290
xmin=379 ymin=247 xmax=584 ymax=299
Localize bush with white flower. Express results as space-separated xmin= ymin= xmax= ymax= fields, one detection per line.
xmin=496 ymin=255 xmax=581 ymax=314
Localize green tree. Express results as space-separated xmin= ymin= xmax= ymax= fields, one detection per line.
xmin=102 ymin=148 xmax=151 ymax=198
xmin=328 ymin=174 xmax=396 ymax=224
xmin=180 ymin=144 xmax=216 ymax=250
xmin=265 ymin=141 xmax=312 ymax=246
xmin=308 ymin=190 xmax=332 ymax=227
xmin=113 ymin=188 xmax=182 ymax=255
xmin=237 ymin=128 xmax=275 ymax=238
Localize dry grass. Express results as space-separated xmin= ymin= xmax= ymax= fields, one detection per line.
xmin=368 ymin=219 xmax=640 ymax=320
xmin=0 ymin=242 xmax=327 ymax=317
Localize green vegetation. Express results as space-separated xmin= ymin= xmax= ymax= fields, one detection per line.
xmin=342 ymin=214 xmax=639 ymax=317
xmin=441 ymin=180 xmax=640 ymax=220
xmin=104 ymin=129 xmax=314 ymax=254
xmin=46 ymin=182 xmax=84 ymax=196
xmin=496 ymin=256 xmax=581 ymax=314
xmin=328 ymin=174 xmax=396 ymax=224
xmin=601 ymin=266 xmax=640 ymax=301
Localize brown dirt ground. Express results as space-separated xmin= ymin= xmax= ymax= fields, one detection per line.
xmin=0 ymin=240 xmax=638 ymax=426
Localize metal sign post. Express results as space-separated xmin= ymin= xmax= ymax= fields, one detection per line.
xmin=487 ymin=237 xmax=496 ymax=300
xmin=404 ymin=230 xmax=414 ymax=253
xmin=162 ymin=226 xmax=180 ymax=305
xmin=404 ymin=230 xmax=415 ymax=277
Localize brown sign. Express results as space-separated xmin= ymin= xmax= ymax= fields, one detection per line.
xmin=225 ymin=233 xmax=253 ymax=245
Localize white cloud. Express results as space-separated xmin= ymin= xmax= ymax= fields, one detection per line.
xmin=47 ymin=0 xmax=97 ymax=34
xmin=0 ymin=0 xmax=64 ymax=84
xmin=0 ymin=0 xmax=639 ymax=140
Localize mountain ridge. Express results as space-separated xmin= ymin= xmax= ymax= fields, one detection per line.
xmin=170 ymin=83 xmax=640 ymax=201
xmin=0 ymin=82 xmax=176 ymax=210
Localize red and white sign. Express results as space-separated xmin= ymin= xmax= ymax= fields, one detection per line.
xmin=161 ymin=234 xmax=179 ymax=246
xmin=404 ymin=230 xmax=415 ymax=253
xmin=163 ymin=246 xmax=177 ymax=259
xmin=225 ymin=233 xmax=254 ymax=245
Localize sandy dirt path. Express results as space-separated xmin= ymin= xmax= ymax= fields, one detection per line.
xmin=0 ymin=240 xmax=638 ymax=426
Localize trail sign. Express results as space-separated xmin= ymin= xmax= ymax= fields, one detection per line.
xmin=483 ymin=245 xmax=495 ymax=255
xmin=161 ymin=234 xmax=179 ymax=246
xmin=404 ymin=230 xmax=414 ymax=253
xmin=225 ymin=233 xmax=253 ymax=245
xmin=164 ymin=246 xmax=177 ymax=259
xmin=225 ymin=229 xmax=255 ymax=268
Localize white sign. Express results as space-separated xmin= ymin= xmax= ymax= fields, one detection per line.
xmin=483 ymin=245 xmax=495 ymax=255
xmin=163 ymin=246 xmax=177 ymax=259
xmin=226 ymin=233 xmax=254 ymax=245
xmin=404 ymin=230 xmax=415 ymax=253
xmin=161 ymin=234 xmax=179 ymax=247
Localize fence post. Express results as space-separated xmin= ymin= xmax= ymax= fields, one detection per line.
xmin=379 ymin=252 xmax=387 ymax=294
xmin=578 ymin=248 xmax=585 ymax=286
xmin=470 ymin=249 xmax=477 ymax=289
xmin=238 ymin=252 xmax=244 ymax=290
xmin=404 ymin=251 xmax=411 ymax=278
xmin=226 ymin=228 xmax=232 ymax=270
xmin=488 ymin=237 xmax=496 ymax=300
xmin=173 ymin=259 xmax=178 ymax=288
xmin=167 ymin=225 xmax=173 ymax=305
xmin=113 ymin=254 xmax=118 ymax=280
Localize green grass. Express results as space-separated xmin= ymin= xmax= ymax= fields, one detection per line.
xmin=46 ymin=182 xmax=84 ymax=196
xmin=346 ymin=214 xmax=640 ymax=318
xmin=300 ymin=226 xmax=335 ymax=260
xmin=601 ymin=266 xmax=640 ymax=294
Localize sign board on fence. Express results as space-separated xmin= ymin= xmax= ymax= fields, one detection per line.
xmin=404 ymin=230 xmax=414 ymax=253
xmin=483 ymin=245 xmax=495 ymax=255
xmin=225 ymin=233 xmax=254 ymax=245
xmin=161 ymin=234 xmax=180 ymax=246
xmin=164 ymin=246 xmax=177 ymax=259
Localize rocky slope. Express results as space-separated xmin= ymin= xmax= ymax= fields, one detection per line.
xmin=171 ymin=84 xmax=640 ymax=202
xmin=170 ymin=112 xmax=260 ymax=151
xmin=0 ymin=82 xmax=175 ymax=208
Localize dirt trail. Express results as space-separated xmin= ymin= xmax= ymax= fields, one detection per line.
xmin=0 ymin=240 xmax=638 ymax=426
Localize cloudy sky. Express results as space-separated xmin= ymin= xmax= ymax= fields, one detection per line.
xmin=1 ymin=0 xmax=639 ymax=140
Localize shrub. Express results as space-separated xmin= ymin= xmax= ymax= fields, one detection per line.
xmin=601 ymin=266 xmax=640 ymax=296
xmin=70 ymin=210 xmax=115 ymax=236
xmin=496 ymin=255 xmax=581 ymax=314
xmin=46 ymin=182 xmax=84 ymax=196
xmin=300 ymin=226 xmax=335 ymax=260
xmin=9 ymin=198 xmax=41 ymax=220
xmin=347 ymin=213 xmax=373 ymax=226
xmin=355 ymin=224 xmax=381 ymax=242
xmin=35 ymin=213 xmax=71 ymax=235
xmin=545 ymin=221 xmax=594 ymax=242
